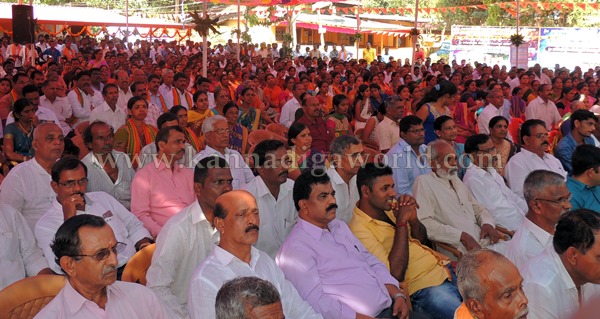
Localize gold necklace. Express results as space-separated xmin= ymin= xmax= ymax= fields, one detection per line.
xmin=17 ymin=121 xmax=33 ymax=138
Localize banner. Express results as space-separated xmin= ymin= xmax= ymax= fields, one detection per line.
xmin=538 ymin=28 xmax=600 ymax=70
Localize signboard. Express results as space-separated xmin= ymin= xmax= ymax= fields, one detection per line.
xmin=538 ymin=28 xmax=600 ymax=70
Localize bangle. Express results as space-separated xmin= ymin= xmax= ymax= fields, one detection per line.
xmin=397 ymin=222 xmax=408 ymax=228
xmin=392 ymin=292 xmax=407 ymax=302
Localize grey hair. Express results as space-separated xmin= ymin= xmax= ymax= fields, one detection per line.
xmin=523 ymin=169 xmax=566 ymax=204
xmin=456 ymin=249 xmax=505 ymax=302
xmin=202 ymin=115 xmax=227 ymax=135
xmin=427 ymin=139 xmax=451 ymax=163
xmin=162 ymin=68 xmax=174 ymax=77
xmin=384 ymin=95 xmax=403 ymax=110
xmin=330 ymin=135 xmax=361 ymax=157
xmin=215 ymin=276 xmax=281 ymax=319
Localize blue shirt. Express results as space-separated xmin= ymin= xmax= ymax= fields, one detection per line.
xmin=567 ymin=177 xmax=600 ymax=213
xmin=554 ymin=133 xmax=594 ymax=174
xmin=385 ymin=139 xmax=431 ymax=196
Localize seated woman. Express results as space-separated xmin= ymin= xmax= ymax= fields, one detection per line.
xmin=223 ymin=102 xmax=248 ymax=154
xmin=488 ymin=115 xmax=519 ymax=178
xmin=187 ymin=90 xmax=213 ymax=137
xmin=169 ymin=105 xmax=201 ymax=152
xmin=326 ymin=94 xmax=352 ymax=137
xmin=238 ymin=87 xmax=272 ymax=131
xmin=286 ymin=121 xmax=327 ymax=180
xmin=4 ymin=98 xmax=36 ymax=164
xmin=359 ymin=109 xmax=384 ymax=152
xmin=113 ymin=96 xmax=158 ymax=169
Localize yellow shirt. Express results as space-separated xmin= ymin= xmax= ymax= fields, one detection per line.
xmin=363 ymin=48 xmax=376 ymax=63
xmin=453 ymin=303 xmax=475 ymax=319
xmin=348 ymin=206 xmax=451 ymax=295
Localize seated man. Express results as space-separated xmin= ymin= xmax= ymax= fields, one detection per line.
xmin=35 ymin=157 xmax=152 ymax=276
xmin=138 ymin=112 xmax=196 ymax=169
xmin=243 ymin=140 xmax=297 ymax=257
xmin=454 ymin=249 xmax=528 ymax=319
xmin=463 ymin=134 xmax=527 ymax=232
xmin=414 ymin=140 xmax=504 ymax=254
xmin=567 ymin=144 xmax=600 ymax=212
xmin=505 ymin=119 xmax=566 ymax=198
xmin=295 ymin=96 xmax=335 ymax=154
xmin=554 ymin=109 xmax=596 ymax=174
xmin=131 ymin=126 xmax=196 ymax=237
xmin=81 ymin=121 xmax=135 ymax=210
xmin=349 ymin=163 xmax=462 ymax=318
xmin=0 ymin=122 xmax=65 ymax=231
xmin=385 ymin=115 xmax=431 ymax=196
xmin=146 ymin=156 xmax=233 ymax=318
xmin=0 ymin=203 xmax=52 ymax=290
xmin=326 ymin=135 xmax=363 ymax=223
xmin=216 ymin=277 xmax=284 ymax=319
xmin=276 ymin=169 xmax=409 ymax=319
xmin=505 ymin=170 xmax=571 ymax=270
xmin=34 ymin=215 xmax=172 ymax=318
xmin=193 ymin=116 xmax=254 ymax=189
xmin=187 ymin=190 xmax=322 ymax=319
xmin=523 ymin=209 xmax=600 ymax=319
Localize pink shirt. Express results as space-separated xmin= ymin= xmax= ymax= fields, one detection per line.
xmin=131 ymin=161 xmax=195 ymax=237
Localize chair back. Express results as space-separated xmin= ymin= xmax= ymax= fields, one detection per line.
xmin=121 ymin=244 xmax=156 ymax=285
xmin=266 ymin=123 xmax=289 ymax=138
xmin=0 ymin=274 xmax=67 ymax=319
xmin=248 ymin=129 xmax=275 ymax=147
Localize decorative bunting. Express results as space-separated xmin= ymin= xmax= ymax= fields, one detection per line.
xmin=342 ymin=8 xmax=348 ymax=14
xmin=540 ymin=2 xmax=550 ymax=10
xmin=591 ymin=3 xmax=599 ymax=9
xmin=459 ymin=6 xmax=467 ymax=12
xmin=449 ymin=7 xmax=456 ymax=13
xmin=576 ymin=3 xmax=586 ymax=10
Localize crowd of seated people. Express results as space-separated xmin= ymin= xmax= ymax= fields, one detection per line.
xmin=2 ymin=33 xmax=600 ymax=319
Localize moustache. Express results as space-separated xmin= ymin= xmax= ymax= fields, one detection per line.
xmin=279 ymin=171 xmax=289 ymax=177
xmin=102 ymin=265 xmax=117 ymax=275
xmin=326 ymin=204 xmax=338 ymax=212
xmin=515 ymin=307 xmax=529 ymax=319
xmin=245 ymin=225 xmax=259 ymax=233
xmin=542 ymin=141 xmax=549 ymax=146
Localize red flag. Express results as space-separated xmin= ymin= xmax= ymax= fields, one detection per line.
xmin=576 ymin=3 xmax=586 ymax=10
xmin=390 ymin=8 xmax=397 ymax=14
xmin=449 ymin=7 xmax=456 ymax=13
xmin=424 ymin=8 xmax=431 ymax=14
xmin=382 ymin=8 xmax=388 ymax=14
xmin=564 ymin=3 xmax=574 ymax=10
xmin=477 ymin=4 xmax=486 ymax=9
xmin=590 ymin=3 xmax=599 ymax=9
xmin=342 ymin=8 xmax=348 ymax=14
xmin=521 ymin=2 xmax=528 ymax=9
xmin=497 ymin=3 xmax=506 ymax=9
xmin=459 ymin=6 xmax=467 ymax=12
xmin=507 ymin=9 xmax=517 ymax=17
xmin=440 ymin=7 xmax=447 ymax=13
xmin=541 ymin=2 xmax=550 ymax=10
xmin=553 ymin=3 xmax=563 ymax=10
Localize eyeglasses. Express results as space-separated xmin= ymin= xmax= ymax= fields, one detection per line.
xmin=407 ymin=128 xmax=425 ymax=134
xmin=58 ymin=178 xmax=88 ymax=188
xmin=531 ymin=132 xmax=549 ymax=139
xmin=71 ymin=242 xmax=127 ymax=261
xmin=478 ymin=147 xmax=497 ymax=154
xmin=535 ymin=193 xmax=573 ymax=205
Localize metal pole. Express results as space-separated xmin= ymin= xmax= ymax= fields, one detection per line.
xmin=516 ymin=0 xmax=520 ymax=68
xmin=412 ymin=0 xmax=419 ymax=74
xmin=125 ymin=0 xmax=129 ymax=41
xmin=202 ymin=0 xmax=208 ymax=77
xmin=237 ymin=0 xmax=241 ymax=62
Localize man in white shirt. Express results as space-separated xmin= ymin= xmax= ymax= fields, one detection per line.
xmin=463 ymin=134 xmax=527 ymax=231
xmin=147 ymin=74 xmax=168 ymax=112
xmin=138 ymin=113 xmax=196 ymax=169
xmin=376 ymin=96 xmax=404 ymax=153
xmin=114 ymin=70 xmax=133 ymax=113
xmin=414 ymin=140 xmax=504 ymax=254
xmin=193 ymin=116 xmax=254 ymax=189
xmin=7 ymin=84 xmax=60 ymax=128
xmin=34 ymin=157 xmax=152 ymax=275
xmin=81 ymin=121 xmax=135 ymax=210
xmin=280 ymin=83 xmax=306 ymax=128
xmin=525 ymin=84 xmax=561 ymax=131
xmin=505 ymin=119 xmax=567 ymax=198
xmin=455 ymin=249 xmax=529 ymax=319
xmin=130 ymin=81 xmax=161 ymax=128
xmin=34 ymin=214 xmax=172 ymax=319
xmin=40 ymin=80 xmax=72 ymax=136
xmin=243 ymin=140 xmax=297 ymax=258
xmin=477 ymin=90 xmax=504 ymax=135
xmin=0 ymin=203 xmax=52 ymax=290
xmin=326 ymin=135 xmax=363 ymax=223
xmin=146 ymin=156 xmax=233 ymax=318
xmin=89 ymin=84 xmax=127 ymax=131
xmin=0 ymin=123 xmax=64 ymax=231
xmin=523 ymin=209 xmax=600 ymax=319
xmin=166 ymin=73 xmax=193 ymax=109
xmin=187 ymin=190 xmax=323 ymax=319
xmin=504 ymin=170 xmax=572 ymax=271
xmin=159 ymin=69 xmax=175 ymax=97
xmin=67 ymin=71 xmax=103 ymax=128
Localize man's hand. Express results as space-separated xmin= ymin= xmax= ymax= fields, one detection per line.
xmin=82 ymin=86 xmax=95 ymax=95
xmin=460 ymin=232 xmax=481 ymax=251
xmin=392 ymin=295 xmax=409 ymax=319
xmin=62 ymin=193 xmax=86 ymax=220
xmin=394 ymin=194 xmax=419 ymax=224
xmin=481 ymin=223 xmax=503 ymax=244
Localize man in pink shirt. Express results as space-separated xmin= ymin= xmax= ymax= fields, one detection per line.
xmin=131 ymin=126 xmax=195 ymax=237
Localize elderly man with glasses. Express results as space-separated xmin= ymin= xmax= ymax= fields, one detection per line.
xmin=34 ymin=157 xmax=152 ymax=278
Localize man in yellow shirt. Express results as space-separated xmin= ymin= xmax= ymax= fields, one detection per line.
xmin=363 ymin=42 xmax=376 ymax=64
xmin=349 ymin=163 xmax=462 ymax=319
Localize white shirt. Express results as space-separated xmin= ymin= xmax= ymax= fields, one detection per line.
xmin=375 ymin=116 xmax=400 ymax=151
xmin=280 ymin=97 xmax=301 ymax=128
xmin=504 ymin=217 xmax=552 ymax=271
xmin=0 ymin=158 xmax=55 ymax=231
xmin=187 ymin=245 xmax=322 ymax=319
xmin=117 ymin=88 xmax=133 ymax=113
xmin=523 ymin=247 xmax=600 ymax=319
xmin=414 ymin=172 xmax=496 ymax=253
xmin=39 ymin=95 xmax=73 ymax=135
xmin=67 ymin=88 xmax=103 ymax=126
xmin=242 ymin=177 xmax=297 ymax=257
xmin=89 ymin=101 xmax=127 ymax=131
xmin=81 ymin=151 xmax=135 ymax=210
xmin=146 ymin=201 xmax=218 ymax=319
xmin=193 ymin=145 xmax=255 ymax=190
xmin=165 ymin=88 xmax=193 ymax=109
xmin=159 ymin=83 xmax=173 ymax=98
xmin=327 ymin=167 xmax=359 ymax=223
xmin=0 ymin=204 xmax=48 ymax=290
xmin=477 ymin=103 xmax=502 ymax=135
xmin=138 ymin=143 xmax=196 ymax=171
xmin=463 ymin=165 xmax=527 ymax=231
xmin=505 ymin=148 xmax=567 ymax=198
xmin=34 ymin=192 xmax=151 ymax=273
xmin=34 ymin=280 xmax=173 ymax=319
xmin=525 ymin=96 xmax=562 ymax=131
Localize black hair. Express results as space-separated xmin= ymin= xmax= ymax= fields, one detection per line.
xmin=572 ymin=144 xmax=600 ymax=176
xmin=51 ymin=157 xmax=88 ymax=183
xmin=464 ymin=134 xmax=491 ymax=154
xmin=173 ymin=72 xmax=187 ymax=82
xmin=193 ymin=90 xmax=208 ymax=103
xmin=74 ymin=71 xmax=91 ymax=82
xmin=157 ymin=112 xmax=178 ymax=129
xmin=154 ymin=125 xmax=184 ymax=151
xmin=489 ymin=115 xmax=508 ymax=130
xmin=252 ymin=140 xmax=285 ymax=167
xmin=554 ymin=209 xmax=600 ymax=255
xmin=102 ymin=83 xmax=118 ymax=96
xmin=169 ymin=105 xmax=187 ymax=116
xmin=570 ymin=109 xmax=597 ymax=129
xmin=51 ymin=214 xmax=107 ymax=268
xmin=288 ymin=121 xmax=308 ymax=147
xmin=399 ymin=115 xmax=423 ymax=133
xmin=127 ymin=96 xmax=147 ymax=110
xmin=356 ymin=163 xmax=393 ymax=199
xmin=83 ymin=121 xmax=111 ymax=147
xmin=416 ymin=80 xmax=457 ymax=111
xmin=12 ymin=98 xmax=34 ymax=122
xmin=433 ymin=115 xmax=454 ymax=131
xmin=520 ymin=119 xmax=546 ymax=144
xmin=194 ymin=156 xmax=229 ymax=184
xmin=293 ymin=168 xmax=330 ymax=211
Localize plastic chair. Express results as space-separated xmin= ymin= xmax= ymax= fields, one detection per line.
xmin=266 ymin=123 xmax=289 ymax=138
xmin=0 ymin=274 xmax=67 ymax=319
xmin=121 ymin=244 xmax=156 ymax=286
xmin=248 ymin=129 xmax=274 ymax=147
